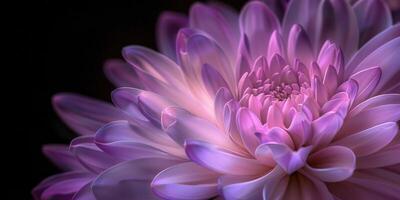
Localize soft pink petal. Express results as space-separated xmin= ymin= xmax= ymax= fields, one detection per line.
xmin=236 ymin=108 xmax=262 ymax=155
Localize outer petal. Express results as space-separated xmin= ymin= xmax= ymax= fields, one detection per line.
xmin=306 ymin=146 xmax=356 ymax=182
xmin=32 ymin=171 xmax=94 ymax=200
xmin=161 ymin=107 xmax=240 ymax=153
xmin=92 ymin=158 xmax=181 ymax=200
xmin=287 ymin=24 xmax=314 ymax=65
xmin=239 ymin=1 xmax=280 ymax=61
xmin=311 ymin=112 xmax=343 ymax=149
xmin=333 ymin=122 xmax=398 ymax=157
xmin=151 ymin=162 xmax=219 ymax=200
xmin=72 ymin=183 xmax=96 ymax=200
xmin=220 ymin=166 xmax=285 ymax=200
xmin=52 ymin=93 xmax=130 ymax=135
xmin=103 ymin=59 xmax=143 ymax=88
xmin=346 ymin=24 xmax=400 ymax=77
xmin=353 ymin=0 xmax=392 ymax=45
xmin=94 ymin=120 xmax=184 ymax=160
xmin=328 ymin=169 xmax=400 ymax=199
xmin=42 ymin=144 xmax=83 ymax=171
xmin=185 ymin=140 xmax=265 ymax=176
xmin=349 ymin=66 xmax=382 ymax=105
xmin=156 ymin=12 xmax=188 ymax=61
xmin=315 ymin=0 xmax=359 ymax=58
xmin=236 ymin=108 xmax=262 ymax=155
xmin=189 ymin=3 xmax=239 ymax=61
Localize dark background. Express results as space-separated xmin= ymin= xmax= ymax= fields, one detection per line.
xmin=21 ymin=1 xmax=245 ymax=199
xmin=15 ymin=0 xmax=399 ymax=199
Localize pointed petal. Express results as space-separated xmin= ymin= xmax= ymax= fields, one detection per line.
xmin=185 ymin=140 xmax=264 ymax=176
xmin=287 ymin=24 xmax=314 ymax=65
xmin=53 ymin=93 xmax=129 ymax=135
xmin=92 ymin=158 xmax=180 ymax=200
xmin=350 ymin=66 xmax=382 ymax=105
xmin=156 ymin=12 xmax=188 ymax=61
xmin=239 ymin=1 xmax=280 ymax=60
xmin=151 ymin=162 xmax=219 ymax=200
xmin=103 ymin=59 xmax=143 ymax=88
xmin=306 ymin=146 xmax=356 ymax=182
xmin=353 ymin=0 xmax=392 ymax=45
xmin=42 ymin=144 xmax=82 ymax=171
xmin=311 ymin=112 xmax=343 ymax=148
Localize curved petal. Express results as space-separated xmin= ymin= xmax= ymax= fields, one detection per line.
xmin=306 ymin=146 xmax=355 ymax=182
xmin=315 ymin=0 xmax=359 ymax=58
xmin=189 ymin=3 xmax=239 ymax=61
xmin=214 ymin=87 xmax=233 ymax=126
xmin=287 ymin=111 xmax=312 ymax=147
xmin=201 ymin=64 xmax=231 ymax=98
xmin=52 ymin=93 xmax=129 ymax=135
xmin=185 ymin=140 xmax=265 ymax=176
xmin=287 ymin=24 xmax=314 ymax=65
xmin=32 ymin=171 xmax=94 ymax=200
xmin=72 ymin=183 xmax=96 ymax=200
xmin=112 ymin=87 xmax=172 ymax=126
xmin=156 ymin=12 xmax=188 ymax=61
xmin=355 ymin=37 xmax=400 ymax=94
xmin=220 ymin=166 xmax=285 ymax=200
xmin=346 ymin=24 xmax=400 ymax=77
xmin=353 ymin=0 xmax=392 ymax=45
xmin=282 ymin=0 xmax=320 ymax=41
xmin=151 ymin=162 xmax=219 ymax=200
xmin=239 ymin=1 xmax=280 ymax=61
xmin=328 ymin=168 xmax=400 ymax=199
xmin=350 ymin=66 xmax=382 ymax=105
xmin=42 ymin=144 xmax=83 ymax=171
xmin=311 ymin=112 xmax=343 ymax=149
xmin=236 ymin=108 xmax=262 ymax=155
xmin=103 ymin=59 xmax=143 ymax=88
xmin=92 ymin=158 xmax=181 ymax=200
xmin=356 ymin=137 xmax=400 ymax=168
xmin=161 ymin=107 xmax=240 ymax=153
xmin=71 ymin=136 xmax=120 ymax=173
xmin=333 ymin=122 xmax=398 ymax=157
xmin=94 ymin=120 xmax=183 ymax=160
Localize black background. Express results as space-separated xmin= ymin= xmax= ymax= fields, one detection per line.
xmin=21 ymin=1 xmax=246 ymax=199
xmin=15 ymin=0 xmax=399 ymax=199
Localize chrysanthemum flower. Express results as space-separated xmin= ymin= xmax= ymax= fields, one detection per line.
xmin=33 ymin=0 xmax=400 ymax=199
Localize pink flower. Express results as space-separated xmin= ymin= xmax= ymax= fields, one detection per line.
xmin=34 ymin=0 xmax=400 ymax=199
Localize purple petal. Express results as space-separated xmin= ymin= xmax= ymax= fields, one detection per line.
xmin=72 ymin=183 xmax=96 ymax=200
xmin=32 ymin=171 xmax=94 ymax=200
xmin=189 ymin=3 xmax=239 ymax=61
xmin=103 ymin=59 xmax=143 ymax=88
xmin=353 ymin=0 xmax=392 ymax=45
xmin=333 ymin=122 xmax=398 ymax=157
xmin=156 ymin=12 xmax=188 ymax=61
xmin=201 ymin=64 xmax=231 ymax=97
xmin=220 ymin=166 xmax=285 ymax=200
xmin=311 ymin=112 xmax=343 ymax=149
xmin=122 ymin=45 xmax=186 ymax=89
xmin=306 ymin=146 xmax=355 ymax=182
xmin=239 ymin=1 xmax=280 ymax=60
xmin=287 ymin=111 xmax=312 ymax=147
xmin=42 ymin=144 xmax=83 ymax=171
xmin=354 ymin=37 xmax=400 ymax=94
xmin=267 ymin=31 xmax=286 ymax=63
xmin=287 ymin=24 xmax=314 ymax=65
xmin=356 ymin=137 xmax=400 ymax=168
xmin=214 ymin=87 xmax=233 ymax=126
xmin=94 ymin=120 xmax=184 ymax=160
xmin=92 ymin=158 xmax=181 ymax=200
xmin=70 ymin=136 xmax=120 ymax=173
xmin=349 ymin=66 xmax=382 ymax=105
xmin=176 ymin=28 xmax=236 ymax=94
xmin=264 ymin=143 xmax=312 ymax=174
xmin=236 ymin=108 xmax=262 ymax=155
xmin=328 ymin=169 xmax=400 ymax=199
xmin=282 ymin=0 xmax=319 ymax=40
xmin=52 ymin=93 xmax=129 ymax=135
xmin=185 ymin=140 xmax=265 ymax=176
xmin=346 ymin=24 xmax=400 ymax=77
xmin=316 ymin=0 xmax=359 ymax=58
xmin=161 ymin=107 xmax=239 ymax=152
xmin=151 ymin=162 xmax=219 ymax=200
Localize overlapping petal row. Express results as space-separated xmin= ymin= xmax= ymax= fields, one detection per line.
xmin=34 ymin=0 xmax=400 ymax=199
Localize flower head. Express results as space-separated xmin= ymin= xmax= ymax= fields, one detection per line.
xmin=34 ymin=0 xmax=400 ymax=199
